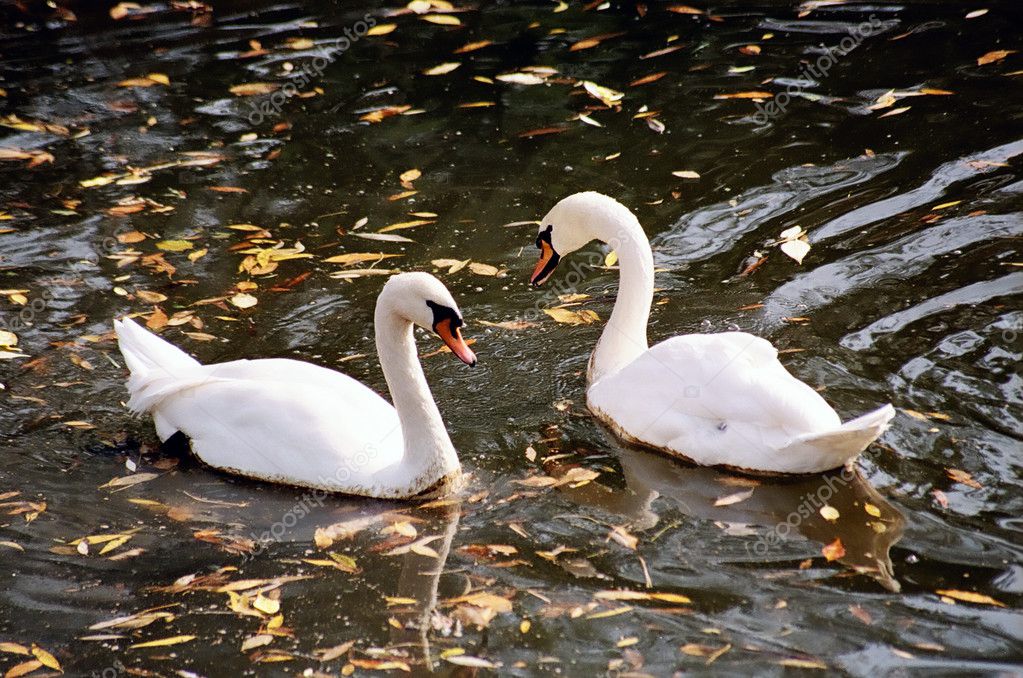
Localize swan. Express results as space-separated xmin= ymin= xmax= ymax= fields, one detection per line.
xmin=114 ymin=272 xmax=476 ymax=498
xmin=529 ymin=191 xmax=895 ymax=475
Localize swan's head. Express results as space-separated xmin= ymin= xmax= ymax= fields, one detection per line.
xmin=530 ymin=191 xmax=629 ymax=286
xmin=381 ymin=272 xmax=476 ymax=366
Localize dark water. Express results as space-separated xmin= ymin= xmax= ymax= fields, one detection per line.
xmin=1 ymin=0 xmax=1021 ymax=675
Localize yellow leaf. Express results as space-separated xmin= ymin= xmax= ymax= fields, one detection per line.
xmin=4 ymin=660 xmax=43 ymax=677
xmin=672 ymin=170 xmax=700 ymax=179
xmin=253 ymin=594 xmax=280 ymax=615
xmin=424 ymin=62 xmax=461 ymax=76
xmin=0 ymin=330 xmax=17 ymax=347
xmin=399 ymin=168 xmax=421 ymax=183
xmin=378 ymin=219 xmax=433 ymax=233
xmin=366 ymin=23 xmax=396 ymax=36
xmin=156 ymin=239 xmax=194 ymax=252
xmin=0 ymin=643 xmax=30 ymax=655
xmin=819 ymin=506 xmax=840 ymax=521
xmin=229 ymin=83 xmax=279 ymax=96
xmin=130 ymin=635 xmax=196 ymax=649
xmin=863 ymin=503 xmax=882 ymax=517
xmin=935 ymin=589 xmax=1005 ymax=607
xmin=604 ymin=251 xmax=618 ymax=267
xmin=543 ymin=307 xmax=600 ymax=325
xmin=468 ymin=262 xmax=502 ymax=276
xmin=146 ymin=72 xmax=170 ymax=85
xmin=30 ymin=646 xmax=60 ymax=671
xmin=421 ymin=14 xmax=461 ymax=25
xmin=322 ymin=252 xmax=402 ymax=266
xmin=586 ymin=606 xmax=632 ymax=619
xmin=454 ymin=40 xmax=492 ymax=53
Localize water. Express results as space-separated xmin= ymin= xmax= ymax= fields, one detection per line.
xmin=1 ymin=0 xmax=1021 ymax=675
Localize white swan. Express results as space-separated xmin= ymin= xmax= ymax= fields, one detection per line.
xmin=530 ymin=192 xmax=894 ymax=475
xmin=114 ymin=272 xmax=476 ymax=498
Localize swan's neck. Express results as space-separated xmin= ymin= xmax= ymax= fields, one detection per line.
xmin=588 ymin=211 xmax=653 ymax=384
xmin=375 ymin=309 xmax=460 ymax=494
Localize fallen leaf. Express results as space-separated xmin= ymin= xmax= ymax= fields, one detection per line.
xmin=714 ymin=91 xmax=773 ymax=100
xmin=424 ymin=62 xmax=461 ymax=76
xmin=935 ymin=589 xmax=1005 ymax=607
xmin=977 ymin=49 xmax=1016 ymax=66
xmin=713 ymin=488 xmax=754 ymax=507
xmin=421 ymin=13 xmax=461 ymax=25
xmin=946 ymin=468 xmax=982 ymax=489
xmin=821 ymin=538 xmax=845 ymax=561
xmin=819 ymin=505 xmax=840 ymax=521
xmin=156 ymin=239 xmax=194 ymax=252
xmin=100 ymin=473 xmax=159 ymax=490
xmin=366 ymin=23 xmax=397 ymax=36
xmin=230 ymin=293 xmax=258 ymax=309
xmin=130 ymin=635 xmax=196 ymax=649
xmin=544 ymin=307 xmax=600 ymax=325
xmin=672 ymin=170 xmax=700 ymax=179
xmin=230 ymin=83 xmax=279 ymax=96
xmin=322 ymin=253 xmax=401 ymax=266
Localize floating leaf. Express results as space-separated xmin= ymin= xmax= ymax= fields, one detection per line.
xmin=672 ymin=170 xmax=700 ymax=179
xmin=230 ymin=293 xmax=258 ymax=309
xmin=366 ymin=23 xmax=397 ymax=35
xmin=230 ymin=83 xmax=279 ymax=96
xmin=780 ymin=239 xmax=811 ymax=264
xmin=379 ymin=219 xmax=433 ymax=233
xmin=421 ymin=13 xmax=461 ymax=25
xmin=667 ymin=4 xmax=704 ymax=14
xmin=977 ymin=49 xmax=1016 ymax=66
xmin=713 ymin=488 xmax=754 ymax=507
xmin=468 ymin=262 xmax=503 ymax=277
xmin=821 ymin=537 xmax=845 ymax=561
xmin=543 ymin=307 xmax=600 ymax=325
xmin=454 ymin=40 xmax=492 ymax=53
xmin=819 ymin=505 xmax=840 ymax=521
xmin=496 ymin=72 xmax=546 ymax=85
xmin=130 ymin=635 xmax=196 ymax=649
xmin=100 ymin=472 xmax=159 ymax=490
xmin=714 ymin=91 xmax=772 ymax=100
xmin=946 ymin=468 xmax=982 ymax=489
xmin=30 ymin=645 xmax=61 ymax=671
xmin=424 ymin=62 xmax=461 ymax=76
xmin=431 ymin=258 xmax=470 ymax=274
xmin=322 ymin=253 xmax=402 ymax=266
xmin=157 ymin=240 xmax=194 ymax=252
xmin=935 ymin=589 xmax=1005 ymax=607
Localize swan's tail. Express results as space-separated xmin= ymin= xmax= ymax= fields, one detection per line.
xmin=781 ymin=404 xmax=896 ymax=473
xmin=114 ymin=318 xmax=202 ymax=414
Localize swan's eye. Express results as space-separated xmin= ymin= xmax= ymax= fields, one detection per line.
xmin=536 ymin=224 xmax=553 ymax=250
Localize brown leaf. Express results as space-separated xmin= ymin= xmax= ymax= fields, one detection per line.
xmin=946 ymin=468 xmax=982 ymax=489
xmin=977 ymin=49 xmax=1016 ymax=66
xmin=629 ymin=72 xmax=668 ymax=87
xmin=714 ymin=91 xmax=773 ymax=100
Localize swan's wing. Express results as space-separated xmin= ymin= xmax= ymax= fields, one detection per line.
xmin=148 ymin=360 xmax=404 ymax=492
xmin=587 ymin=332 xmax=841 ymax=466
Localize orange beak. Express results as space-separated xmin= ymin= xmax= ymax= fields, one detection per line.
xmin=435 ymin=317 xmax=477 ymax=366
xmin=531 ymin=240 xmax=560 ymax=286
